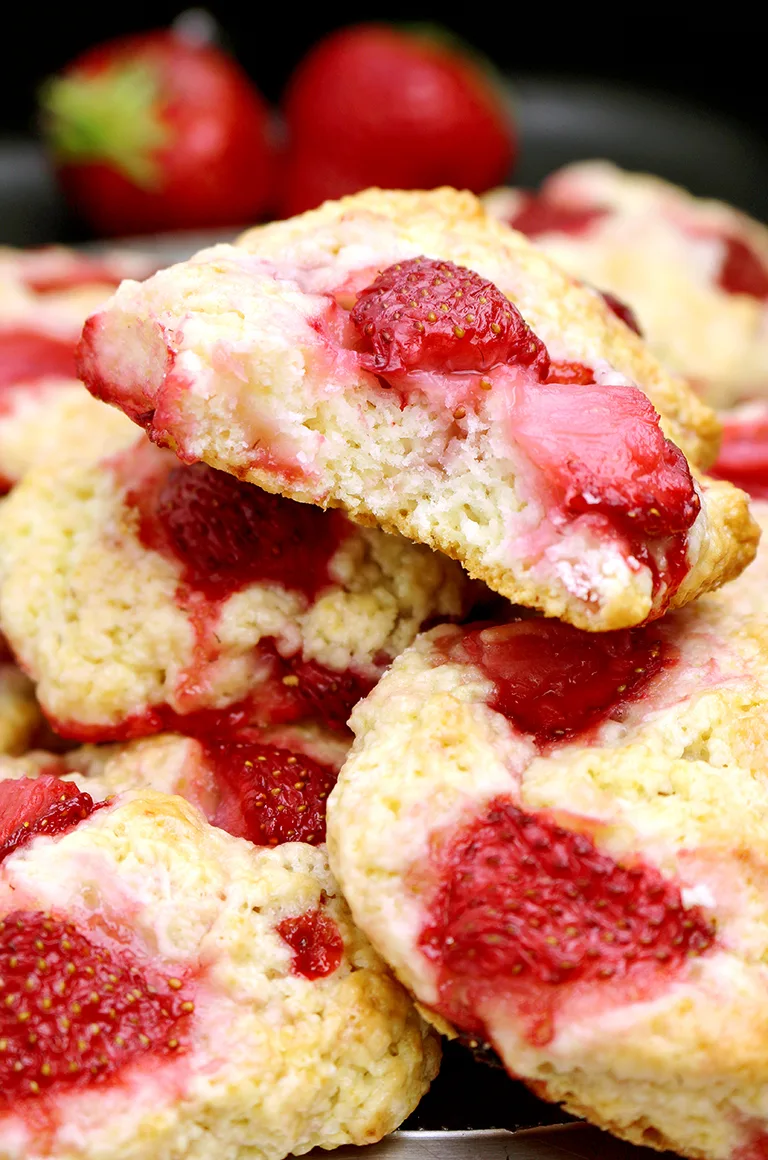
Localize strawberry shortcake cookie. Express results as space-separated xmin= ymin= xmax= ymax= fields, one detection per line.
xmin=76 ymin=187 xmax=756 ymax=631
xmin=484 ymin=162 xmax=768 ymax=410
xmin=0 ymin=246 xmax=148 ymax=490
xmin=0 ymin=438 xmax=469 ymax=740
xmin=0 ymin=779 xmax=439 ymax=1159
xmin=327 ymin=507 xmax=768 ymax=1159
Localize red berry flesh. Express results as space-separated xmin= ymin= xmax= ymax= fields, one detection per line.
xmin=132 ymin=462 xmax=347 ymax=602
xmin=0 ymin=776 xmax=99 ymax=864
xmin=544 ymin=360 xmax=595 ymax=385
xmin=509 ymin=380 xmax=700 ymax=538
xmin=717 ymin=236 xmax=768 ymax=299
xmin=206 ymin=741 xmax=337 ymax=846
xmin=0 ymin=329 xmax=76 ymax=394
xmin=0 ymin=910 xmax=194 ymax=1100
xmin=277 ymin=907 xmax=344 ymax=980
xmin=597 ymin=289 xmax=643 ymax=335
xmin=351 ymin=257 xmax=549 ymax=377
xmin=286 ymin=658 xmax=376 ymax=732
xmin=712 ymin=409 xmax=768 ymax=499
xmin=419 ymin=796 xmax=715 ymax=1041
xmin=509 ymin=195 xmax=608 ymax=239
xmin=452 ymin=618 xmax=671 ymax=746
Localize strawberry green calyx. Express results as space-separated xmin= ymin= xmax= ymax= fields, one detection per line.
xmin=39 ymin=63 xmax=171 ymax=188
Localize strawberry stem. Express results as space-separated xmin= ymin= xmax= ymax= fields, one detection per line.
xmin=39 ymin=62 xmax=170 ymax=188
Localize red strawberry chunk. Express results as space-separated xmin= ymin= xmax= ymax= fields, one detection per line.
xmin=131 ymin=461 xmax=347 ymax=602
xmin=545 ymin=360 xmax=595 ymax=385
xmin=207 ymin=741 xmax=338 ymax=846
xmin=0 ymin=329 xmax=76 ymax=392
xmin=454 ymin=618 xmax=671 ymax=746
xmin=277 ymin=907 xmax=344 ymax=979
xmin=419 ymin=796 xmax=715 ymax=1040
xmin=286 ymin=657 xmax=376 ymax=732
xmin=597 ymin=289 xmax=643 ymax=335
xmin=0 ymin=776 xmax=99 ymax=864
xmin=717 ymin=236 xmax=768 ymax=299
xmin=508 ymin=380 xmax=700 ymax=537
xmin=0 ymin=910 xmax=194 ymax=1100
xmin=351 ymin=257 xmax=549 ymax=377
xmin=712 ymin=409 xmax=768 ymax=498
xmin=509 ymin=195 xmax=608 ymax=239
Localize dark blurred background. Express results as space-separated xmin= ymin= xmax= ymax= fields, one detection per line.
xmin=2 ymin=5 xmax=767 ymax=241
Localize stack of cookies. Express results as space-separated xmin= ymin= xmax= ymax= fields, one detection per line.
xmin=1 ymin=182 xmax=766 ymax=1160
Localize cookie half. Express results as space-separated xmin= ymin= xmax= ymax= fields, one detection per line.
xmin=77 ymin=187 xmax=755 ymax=630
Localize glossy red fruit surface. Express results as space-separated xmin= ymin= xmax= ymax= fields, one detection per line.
xmin=281 ymin=24 xmax=515 ymax=216
xmin=454 ymin=618 xmax=671 ymax=745
xmin=0 ymin=776 xmax=99 ymax=864
xmin=277 ymin=907 xmax=344 ymax=980
xmin=352 ymin=257 xmax=549 ymax=377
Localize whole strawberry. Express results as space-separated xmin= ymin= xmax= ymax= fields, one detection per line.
xmin=39 ymin=28 xmax=278 ymax=235
xmin=280 ymin=24 xmax=515 ymax=217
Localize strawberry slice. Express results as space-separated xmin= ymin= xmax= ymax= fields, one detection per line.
xmin=597 ymin=289 xmax=642 ymax=335
xmin=508 ymin=380 xmax=700 ymax=538
xmin=132 ymin=461 xmax=347 ymax=602
xmin=0 ymin=329 xmax=77 ymax=392
xmin=286 ymin=658 xmax=375 ymax=732
xmin=456 ymin=618 xmax=670 ymax=746
xmin=509 ymin=194 xmax=608 ymax=239
xmin=0 ymin=910 xmax=193 ymax=1100
xmin=351 ymin=257 xmax=549 ymax=377
xmin=717 ymin=236 xmax=768 ymax=299
xmin=419 ymin=796 xmax=715 ymax=1040
xmin=712 ymin=409 xmax=768 ymax=498
xmin=207 ymin=741 xmax=338 ymax=846
xmin=0 ymin=776 xmax=99 ymax=864
xmin=277 ymin=907 xmax=344 ymax=980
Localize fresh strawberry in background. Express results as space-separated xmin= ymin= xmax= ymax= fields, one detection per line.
xmin=280 ymin=24 xmax=516 ymax=217
xmin=39 ymin=24 xmax=278 ymax=236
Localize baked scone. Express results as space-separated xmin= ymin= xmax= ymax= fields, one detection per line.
xmin=76 ymin=187 xmax=756 ymax=631
xmin=484 ymin=161 xmax=768 ymax=410
xmin=0 ymin=247 xmax=147 ymax=489
xmin=0 ymin=782 xmax=439 ymax=1159
xmin=327 ymin=507 xmax=768 ymax=1160
xmin=0 ymin=438 xmax=469 ymax=740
